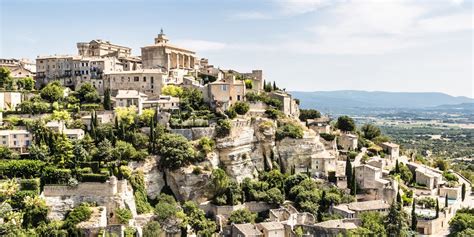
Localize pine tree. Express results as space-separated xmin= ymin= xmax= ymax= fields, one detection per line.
xmin=411 ymin=198 xmax=417 ymax=231
xmin=346 ymin=157 xmax=352 ymax=189
xmin=272 ymin=81 xmax=277 ymax=91
xmin=103 ymin=88 xmax=111 ymax=110
xmin=435 ymin=198 xmax=439 ymax=218
xmin=385 ymin=200 xmax=408 ymax=237
xmin=319 ymin=190 xmax=328 ymax=212
xmin=461 ymin=183 xmax=466 ymax=201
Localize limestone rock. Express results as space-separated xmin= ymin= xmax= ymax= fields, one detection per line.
xmin=129 ymin=156 xmax=165 ymax=199
xmin=166 ymin=166 xmax=212 ymax=202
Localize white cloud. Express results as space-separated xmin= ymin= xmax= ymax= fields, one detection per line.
xmin=277 ymin=0 xmax=334 ymax=15
xmin=229 ymin=11 xmax=271 ymax=20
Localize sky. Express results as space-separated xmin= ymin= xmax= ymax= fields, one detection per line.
xmin=1 ymin=0 xmax=473 ymax=98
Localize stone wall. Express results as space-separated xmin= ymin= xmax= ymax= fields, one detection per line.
xmin=171 ymin=127 xmax=215 ymax=140
xmin=200 ymin=201 xmax=274 ymax=217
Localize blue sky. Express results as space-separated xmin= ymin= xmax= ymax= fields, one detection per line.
xmin=1 ymin=0 xmax=473 ymax=97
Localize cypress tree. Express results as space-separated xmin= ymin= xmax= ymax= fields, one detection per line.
xmin=103 ymin=88 xmax=111 ymax=110
xmin=411 ymin=198 xmax=417 ymax=231
xmin=346 ymin=157 xmax=352 ymax=189
xmin=149 ymin=119 xmax=155 ymax=153
xmin=461 ymin=183 xmax=466 ymax=201
xmin=351 ymin=168 xmax=356 ymax=196
xmin=273 ymin=81 xmax=277 ymax=91
xmin=445 ymin=193 xmax=448 ymax=208
xmin=395 ymin=159 xmax=400 ymax=173
xmin=435 ymin=198 xmax=439 ymax=218
xmin=396 ymin=189 xmax=402 ymax=205
xmin=317 ymin=209 xmax=323 ymax=222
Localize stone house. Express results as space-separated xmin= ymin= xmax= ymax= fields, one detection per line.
xmin=269 ymin=91 xmax=300 ymax=118
xmin=0 ymin=129 xmax=32 ymax=154
xmin=207 ymin=75 xmax=246 ymax=111
xmin=46 ymin=120 xmax=85 ymax=140
xmin=354 ymin=164 xmax=398 ymax=202
xmin=331 ymin=200 xmax=390 ymax=218
xmin=311 ymin=150 xmax=337 ymax=178
xmin=407 ymin=163 xmax=444 ymax=190
xmin=306 ymin=219 xmax=359 ymax=236
xmin=77 ymin=39 xmax=131 ymax=58
xmin=338 ymin=133 xmax=358 ymax=151
xmin=0 ymin=58 xmax=35 ymax=79
xmin=81 ymin=112 xmax=114 ymax=130
xmin=256 ymin=222 xmax=285 ymax=237
xmin=104 ymin=69 xmax=166 ymax=96
xmin=112 ymin=89 xmax=148 ymax=114
xmin=240 ymin=70 xmax=264 ymax=92
xmin=381 ymin=142 xmax=400 ymax=159
xmin=232 ymin=223 xmax=263 ymax=237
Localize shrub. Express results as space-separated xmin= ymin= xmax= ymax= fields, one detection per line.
xmin=265 ymin=108 xmax=283 ymax=120
xmin=443 ymin=171 xmax=458 ymax=182
xmin=157 ymin=133 xmax=195 ymax=170
xmin=19 ymin=179 xmax=40 ymax=193
xmin=197 ymin=137 xmax=215 ymax=154
xmin=79 ymin=173 xmax=109 ymax=183
xmin=216 ymin=119 xmax=231 ymax=138
xmin=320 ymin=133 xmax=335 ymax=141
xmin=225 ymin=108 xmax=237 ymax=119
xmin=192 ymin=166 xmax=202 ymax=175
xmin=276 ymin=123 xmax=304 ymax=140
xmin=81 ymin=103 xmax=100 ymax=111
xmin=299 ymin=109 xmax=321 ymax=121
xmin=42 ymin=167 xmax=72 ymax=184
xmin=233 ymin=102 xmax=250 ymax=115
xmin=65 ymin=203 xmax=92 ymax=225
xmin=129 ymin=171 xmax=153 ymax=214
xmin=115 ymin=208 xmax=133 ymax=224
xmin=0 ymin=160 xmax=45 ymax=179
xmin=228 ymin=209 xmax=257 ymax=224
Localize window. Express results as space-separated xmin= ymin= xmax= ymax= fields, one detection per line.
xmin=143 ymin=77 xmax=146 ymax=82
xmin=13 ymin=135 xmax=16 ymax=139
xmin=134 ymin=77 xmax=139 ymax=82
xmin=237 ymin=95 xmax=241 ymax=101
xmin=221 ymin=85 xmax=228 ymax=91
xmin=13 ymin=141 xmax=17 ymax=146
xmin=151 ymin=77 xmax=154 ymax=83
xmin=229 ymin=96 xmax=232 ymax=101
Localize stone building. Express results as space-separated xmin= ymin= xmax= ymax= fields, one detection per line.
xmin=381 ymin=142 xmax=400 ymax=159
xmin=338 ymin=133 xmax=358 ymax=151
xmin=77 ymin=39 xmax=131 ymax=58
xmin=207 ymin=75 xmax=246 ymax=111
xmin=0 ymin=58 xmax=35 ymax=79
xmin=104 ymin=69 xmax=167 ymax=96
xmin=36 ymin=55 xmax=123 ymax=89
xmin=331 ymin=200 xmax=390 ymax=218
xmin=231 ymin=223 xmax=263 ymax=237
xmin=0 ymin=129 xmax=32 ymax=154
xmin=354 ymin=164 xmax=398 ymax=202
xmin=269 ymin=91 xmax=300 ymax=118
xmin=141 ymin=30 xmax=197 ymax=70
xmin=112 ymin=90 xmax=148 ymax=114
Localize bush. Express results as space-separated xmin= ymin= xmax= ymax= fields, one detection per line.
xmin=265 ymin=108 xmax=283 ymax=120
xmin=129 ymin=171 xmax=153 ymax=214
xmin=216 ymin=119 xmax=231 ymax=138
xmin=0 ymin=160 xmax=45 ymax=179
xmin=192 ymin=166 xmax=202 ymax=175
xmin=228 ymin=209 xmax=257 ymax=224
xmin=443 ymin=171 xmax=458 ymax=182
xmin=233 ymin=102 xmax=250 ymax=115
xmin=42 ymin=167 xmax=72 ymax=184
xmin=276 ymin=123 xmax=304 ymax=140
xmin=336 ymin=115 xmax=356 ymax=132
xmin=157 ymin=133 xmax=195 ymax=170
xmin=19 ymin=179 xmax=40 ymax=193
xmin=299 ymin=109 xmax=321 ymax=121
xmin=197 ymin=137 xmax=215 ymax=154
xmin=320 ymin=133 xmax=335 ymax=141
xmin=79 ymin=173 xmax=109 ymax=183
xmin=65 ymin=203 xmax=92 ymax=225
xmin=225 ymin=108 xmax=237 ymax=119
xmin=115 ymin=208 xmax=133 ymax=224
xmin=81 ymin=103 xmax=100 ymax=111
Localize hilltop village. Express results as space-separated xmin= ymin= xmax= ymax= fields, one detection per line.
xmin=0 ymin=31 xmax=472 ymax=237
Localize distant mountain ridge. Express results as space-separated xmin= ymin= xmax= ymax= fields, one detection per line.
xmin=290 ymin=90 xmax=474 ymax=110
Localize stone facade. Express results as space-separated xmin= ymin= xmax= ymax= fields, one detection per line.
xmin=207 ymin=75 xmax=246 ymax=111
xmin=104 ymin=69 xmax=166 ymax=96
xmin=338 ymin=133 xmax=358 ymax=151
xmin=141 ymin=30 xmax=197 ymax=70
xmin=0 ymin=129 xmax=31 ymax=154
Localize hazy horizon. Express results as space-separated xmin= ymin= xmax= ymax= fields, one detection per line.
xmin=1 ymin=0 xmax=472 ymax=97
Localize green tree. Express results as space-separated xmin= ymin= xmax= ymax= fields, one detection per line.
xmin=350 ymin=168 xmax=356 ymax=196
xmin=461 ymin=183 xmax=466 ymax=201
xmin=345 ymin=157 xmax=352 ymax=189
xmin=77 ymin=83 xmax=100 ymax=103
xmin=361 ymin=124 xmax=381 ymax=140
xmin=18 ymin=77 xmax=35 ymax=90
xmin=336 ymin=115 xmax=356 ymax=132
xmin=142 ymin=221 xmax=162 ymax=237
xmin=40 ymin=81 xmax=64 ymax=102
xmin=161 ymin=85 xmax=183 ymax=97
xmin=435 ymin=198 xmax=439 ymax=218
xmin=385 ymin=200 xmax=409 ymax=237
xmin=103 ymin=88 xmax=112 ymax=110
xmin=360 ymin=211 xmax=386 ymax=236
xmin=411 ymin=199 xmax=417 ymax=231
xmin=157 ymin=133 xmax=195 ymax=170
xmin=154 ymin=194 xmax=180 ymax=223
xmin=115 ymin=208 xmax=133 ymax=224
xmin=182 ymin=201 xmax=217 ymax=236
xmin=228 ymin=209 xmax=257 ymax=224
xmin=449 ymin=208 xmax=474 ymax=237
xmin=434 ymin=158 xmax=449 ymax=171
xmin=0 ymin=67 xmax=11 ymax=88
xmin=233 ymin=102 xmax=250 ymax=115
xmin=445 ymin=193 xmax=448 ymax=208
xmin=299 ymin=109 xmax=321 ymax=121
xmin=22 ymin=196 xmax=49 ymax=228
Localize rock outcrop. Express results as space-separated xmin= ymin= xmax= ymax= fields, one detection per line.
xmin=166 ymin=166 xmax=212 ymax=202
xmin=129 ymin=156 xmax=165 ymax=199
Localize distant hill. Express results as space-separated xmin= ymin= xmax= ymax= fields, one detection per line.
xmin=290 ymin=90 xmax=474 ymax=110
xmin=433 ymin=103 xmax=474 ymax=110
